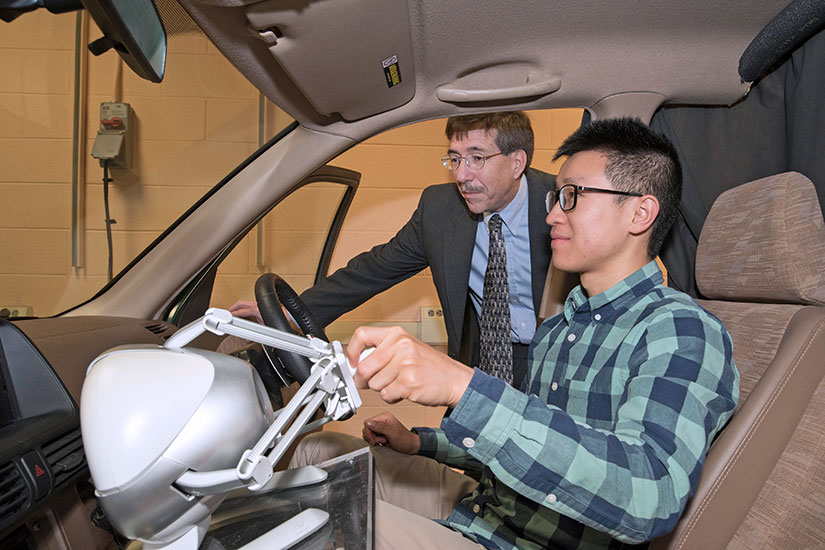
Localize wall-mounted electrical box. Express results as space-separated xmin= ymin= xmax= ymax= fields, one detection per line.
xmin=91 ymin=102 xmax=134 ymax=168
xmin=420 ymin=306 xmax=448 ymax=344
xmin=0 ymin=305 xmax=33 ymax=319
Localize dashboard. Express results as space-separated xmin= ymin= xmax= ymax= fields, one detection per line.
xmin=0 ymin=316 xmax=177 ymax=549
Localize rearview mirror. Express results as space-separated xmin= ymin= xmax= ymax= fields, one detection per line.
xmin=82 ymin=0 xmax=166 ymax=83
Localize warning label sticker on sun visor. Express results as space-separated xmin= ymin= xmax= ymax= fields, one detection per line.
xmin=382 ymin=55 xmax=402 ymax=88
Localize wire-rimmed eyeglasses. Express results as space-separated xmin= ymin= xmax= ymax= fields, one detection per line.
xmin=546 ymin=184 xmax=643 ymax=212
xmin=441 ymin=152 xmax=503 ymax=171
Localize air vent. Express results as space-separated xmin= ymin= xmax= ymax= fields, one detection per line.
xmin=142 ymin=322 xmax=175 ymax=340
xmin=0 ymin=462 xmax=29 ymax=529
xmin=42 ymin=428 xmax=86 ymax=488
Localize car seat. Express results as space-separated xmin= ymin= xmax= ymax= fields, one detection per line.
xmin=651 ymin=171 xmax=825 ymax=549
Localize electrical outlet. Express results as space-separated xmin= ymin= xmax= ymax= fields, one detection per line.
xmin=0 ymin=305 xmax=33 ymax=319
xmin=91 ymin=102 xmax=134 ymax=168
xmin=420 ymin=306 xmax=447 ymax=344
xmin=422 ymin=307 xmax=442 ymax=318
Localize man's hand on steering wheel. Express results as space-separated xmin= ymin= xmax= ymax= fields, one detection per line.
xmin=229 ymin=299 xmax=300 ymax=331
xmin=254 ymin=273 xmax=328 ymax=384
xmin=228 ymin=300 xmax=263 ymax=324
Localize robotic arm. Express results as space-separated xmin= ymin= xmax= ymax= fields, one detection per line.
xmin=81 ymin=308 xmax=363 ymax=550
xmin=166 ymin=308 xmax=361 ymax=493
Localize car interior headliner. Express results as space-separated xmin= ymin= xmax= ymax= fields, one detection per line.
xmin=176 ymin=0 xmax=790 ymax=139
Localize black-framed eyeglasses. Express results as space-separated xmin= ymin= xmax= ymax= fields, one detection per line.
xmin=546 ymin=184 xmax=643 ymax=213
xmin=441 ymin=151 xmax=503 ymax=171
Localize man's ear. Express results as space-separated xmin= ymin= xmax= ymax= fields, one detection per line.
xmin=629 ymin=195 xmax=659 ymax=235
xmin=510 ymin=149 xmax=527 ymax=179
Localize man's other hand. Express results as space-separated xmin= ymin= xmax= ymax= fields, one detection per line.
xmin=362 ymin=412 xmax=420 ymax=455
xmin=228 ymin=300 xmax=299 ymax=331
xmin=348 ymin=326 xmax=473 ymax=408
xmin=228 ymin=300 xmax=262 ymax=324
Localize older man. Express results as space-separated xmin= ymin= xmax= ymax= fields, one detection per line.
xmin=234 ymin=111 xmax=555 ymax=387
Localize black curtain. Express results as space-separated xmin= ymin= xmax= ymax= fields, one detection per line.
xmin=651 ymin=27 xmax=825 ymax=296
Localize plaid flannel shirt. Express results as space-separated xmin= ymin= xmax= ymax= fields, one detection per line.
xmin=415 ymin=261 xmax=739 ymax=550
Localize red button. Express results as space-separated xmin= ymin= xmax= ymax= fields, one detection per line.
xmin=102 ymin=117 xmax=123 ymax=129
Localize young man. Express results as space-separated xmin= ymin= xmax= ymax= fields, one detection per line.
xmin=291 ymin=117 xmax=739 ymax=549
xmin=232 ymin=112 xmax=555 ymax=387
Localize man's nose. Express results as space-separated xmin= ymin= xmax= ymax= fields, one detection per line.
xmin=453 ymin=158 xmax=472 ymax=182
xmin=545 ymin=201 xmax=565 ymax=226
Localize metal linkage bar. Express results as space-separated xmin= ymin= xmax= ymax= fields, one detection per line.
xmin=165 ymin=308 xmax=330 ymax=360
xmin=166 ymin=308 xmax=361 ymax=496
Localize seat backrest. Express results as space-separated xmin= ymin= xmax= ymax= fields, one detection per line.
xmin=651 ymin=172 xmax=825 ymax=549
xmin=537 ymin=262 xmax=579 ymax=322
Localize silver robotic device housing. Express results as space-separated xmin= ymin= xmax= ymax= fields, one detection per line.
xmin=80 ymin=308 xmax=362 ymax=550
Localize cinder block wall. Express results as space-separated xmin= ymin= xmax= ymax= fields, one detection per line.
xmin=1 ymin=12 xmax=276 ymax=316
xmin=1 ymin=12 xmax=77 ymax=315
xmin=0 ymin=11 xmax=582 ymax=334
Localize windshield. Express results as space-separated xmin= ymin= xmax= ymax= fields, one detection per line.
xmin=0 ymin=8 xmax=293 ymax=318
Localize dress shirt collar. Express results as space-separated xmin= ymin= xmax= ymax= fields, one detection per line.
xmin=563 ymin=261 xmax=664 ymax=323
xmin=482 ymin=174 xmax=528 ymax=236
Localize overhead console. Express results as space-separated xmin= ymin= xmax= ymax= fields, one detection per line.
xmin=244 ymin=0 xmax=416 ymax=121
xmin=0 ymin=320 xmax=88 ymax=538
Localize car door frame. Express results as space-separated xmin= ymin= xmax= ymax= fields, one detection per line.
xmin=163 ymin=164 xmax=361 ymax=328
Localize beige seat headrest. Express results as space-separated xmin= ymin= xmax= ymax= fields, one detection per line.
xmin=696 ymin=171 xmax=825 ymax=306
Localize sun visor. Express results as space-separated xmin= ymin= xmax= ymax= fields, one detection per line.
xmin=245 ymin=0 xmax=415 ymax=121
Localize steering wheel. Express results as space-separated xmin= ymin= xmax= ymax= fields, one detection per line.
xmin=254 ymin=273 xmax=328 ymax=385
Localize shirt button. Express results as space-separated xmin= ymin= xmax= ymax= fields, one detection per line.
xmin=551 ymin=382 xmax=558 ymax=391
xmin=520 ymin=322 xmax=527 ymax=328
xmin=462 ymin=437 xmax=476 ymax=449
xmin=567 ymin=333 xmax=576 ymax=342
xmin=547 ymin=493 xmax=557 ymax=503
xmin=594 ymin=314 xmax=602 ymax=321
xmin=472 ymin=504 xmax=480 ymax=514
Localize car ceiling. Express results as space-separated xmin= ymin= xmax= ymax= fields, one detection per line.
xmin=175 ymin=0 xmax=790 ymax=139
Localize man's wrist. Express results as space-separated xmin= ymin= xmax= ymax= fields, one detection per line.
xmin=448 ymin=364 xmax=475 ymax=408
xmin=409 ymin=427 xmax=422 ymax=454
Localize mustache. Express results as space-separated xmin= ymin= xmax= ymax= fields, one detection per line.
xmin=459 ymin=183 xmax=484 ymax=194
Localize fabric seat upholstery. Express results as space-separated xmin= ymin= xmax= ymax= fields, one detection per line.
xmin=651 ymin=172 xmax=825 ymax=549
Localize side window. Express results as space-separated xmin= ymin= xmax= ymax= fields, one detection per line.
xmin=163 ymin=165 xmax=359 ymax=329
xmin=210 ymin=179 xmax=352 ymax=309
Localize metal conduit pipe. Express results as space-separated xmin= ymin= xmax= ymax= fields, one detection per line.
xmin=71 ymin=11 xmax=89 ymax=268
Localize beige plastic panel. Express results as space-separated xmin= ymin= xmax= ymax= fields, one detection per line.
xmin=591 ymin=92 xmax=667 ymax=124
xmin=437 ymin=67 xmax=561 ymax=103
xmin=538 ymin=262 xmax=579 ymax=322
xmin=245 ymin=0 xmax=415 ymax=121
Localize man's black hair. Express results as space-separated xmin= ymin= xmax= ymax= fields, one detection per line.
xmin=553 ymin=117 xmax=682 ymax=259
